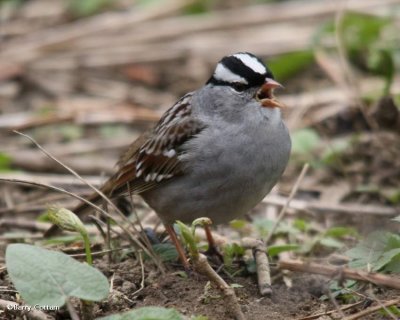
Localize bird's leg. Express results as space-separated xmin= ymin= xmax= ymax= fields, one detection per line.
xmin=165 ymin=224 xmax=190 ymax=270
xmin=204 ymin=224 xmax=224 ymax=262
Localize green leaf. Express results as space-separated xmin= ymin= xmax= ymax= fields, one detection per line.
xmin=6 ymin=244 xmax=109 ymax=307
xmin=339 ymin=13 xmax=390 ymax=52
xmin=229 ymin=219 xmax=248 ymax=230
xmin=175 ymin=221 xmax=198 ymax=257
xmin=319 ymin=237 xmax=343 ymax=249
xmin=152 ymin=243 xmax=178 ymax=262
xmin=367 ymin=48 xmax=395 ymax=95
xmin=69 ymin=0 xmax=115 ymax=17
xmin=384 ymin=254 xmax=400 ymax=273
xmin=314 ymin=12 xmax=390 ymax=51
xmin=346 ymin=231 xmax=395 ymax=271
xmin=267 ymin=244 xmax=300 ymax=257
xmin=320 ymin=279 xmax=357 ymax=301
xmin=292 ymin=219 xmax=309 ymax=232
xmin=98 ymin=306 xmax=183 ymax=320
xmin=386 ymin=191 xmax=400 ymax=205
xmin=253 ymin=218 xmax=298 ymax=238
xmin=224 ymin=243 xmax=245 ymax=257
xmin=320 ymin=139 xmax=350 ymax=166
xmin=325 ymin=227 xmax=358 ymax=238
xmin=191 ymin=316 xmax=208 ymax=320
xmin=268 ymin=51 xmax=314 ymax=81
xmin=184 ymin=0 xmax=212 ymax=15
xmin=381 ymin=305 xmax=400 ymax=317
xmin=0 ymin=152 xmax=12 ymax=172
xmin=374 ymin=248 xmax=400 ymax=271
xmin=223 ymin=243 xmax=245 ymax=269
xmin=291 ymin=128 xmax=320 ymax=155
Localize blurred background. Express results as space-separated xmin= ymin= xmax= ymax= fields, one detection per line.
xmin=1 ymin=1 xmax=400 ymax=318
xmin=0 ymin=0 xmax=399 ymax=234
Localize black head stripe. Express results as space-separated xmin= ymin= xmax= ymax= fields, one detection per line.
xmin=221 ymin=56 xmax=265 ymax=87
xmin=207 ymin=52 xmax=274 ymax=87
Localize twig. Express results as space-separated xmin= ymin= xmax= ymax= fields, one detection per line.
xmin=343 ymin=298 xmax=400 ymax=320
xmin=0 ymin=218 xmax=49 ymax=232
xmin=263 ymin=194 xmax=399 ymax=217
xmin=69 ymin=247 xmax=128 ymax=259
xmin=0 ymin=172 xmax=102 ymax=188
xmin=368 ymin=291 xmax=398 ymax=320
xmin=265 ymin=163 xmax=309 ymax=245
xmin=14 ymin=131 xmax=127 ymax=224
xmin=326 ymin=288 xmax=346 ymax=318
xmin=65 ymin=299 xmax=80 ymax=320
xmin=14 ymin=130 xmax=164 ymax=274
xmin=242 ymin=237 xmax=271 ymax=296
xmin=279 ymin=259 xmax=400 ymax=290
xmin=132 ymin=252 xmax=146 ymax=297
xmin=0 ymin=177 xmax=160 ymax=270
xmin=193 ymin=253 xmax=245 ymax=320
xmin=297 ymin=300 xmax=364 ymax=320
xmin=0 ymin=299 xmax=54 ymax=320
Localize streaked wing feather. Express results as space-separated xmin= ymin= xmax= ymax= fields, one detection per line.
xmin=107 ymin=92 xmax=204 ymax=197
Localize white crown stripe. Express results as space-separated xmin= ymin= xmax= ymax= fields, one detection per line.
xmin=213 ymin=63 xmax=248 ymax=84
xmin=233 ymin=53 xmax=266 ymax=75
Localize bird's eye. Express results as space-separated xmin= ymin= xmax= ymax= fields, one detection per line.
xmin=231 ymin=82 xmax=246 ymax=92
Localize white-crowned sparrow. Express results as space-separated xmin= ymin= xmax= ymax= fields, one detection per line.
xmin=51 ymin=52 xmax=291 ymax=267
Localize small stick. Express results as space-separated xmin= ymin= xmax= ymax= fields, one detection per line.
xmin=279 ymin=259 xmax=400 ymax=290
xmin=0 ymin=177 xmax=162 ymax=271
xmin=343 ymin=298 xmax=400 ymax=320
xmin=13 ymin=131 xmax=164 ymax=273
xmin=244 ymin=164 xmax=308 ymax=296
xmin=65 ymin=299 xmax=80 ymax=320
xmin=297 ymin=300 xmax=364 ymax=320
xmin=242 ymin=237 xmax=271 ymax=296
xmin=193 ymin=253 xmax=245 ymax=320
xmin=265 ymin=163 xmax=309 ymax=245
xmin=132 ymin=252 xmax=146 ymax=297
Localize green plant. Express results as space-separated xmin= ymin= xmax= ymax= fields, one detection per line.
xmin=69 ymin=0 xmax=116 ymax=17
xmin=47 ymin=207 xmax=93 ymax=265
xmin=223 ymin=243 xmax=245 ymax=272
xmin=98 ymin=306 xmax=185 ymax=320
xmin=346 ymin=230 xmax=400 ymax=273
xmin=6 ymin=244 xmax=109 ymax=307
xmin=268 ymin=50 xmax=314 ymax=82
xmin=0 ymin=152 xmax=12 ymax=172
xmin=314 ymin=12 xmax=398 ymax=96
xmin=320 ymin=280 xmax=358 ymax=303
xmin=152 ymin=243 xmax=179 ymax=262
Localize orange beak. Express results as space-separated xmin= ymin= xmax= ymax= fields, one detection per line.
xmin=258 ymin=78 xmax=285 ymax=108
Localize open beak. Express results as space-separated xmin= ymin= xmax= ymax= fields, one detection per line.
xmin=257 ymin=78 xmax=285 ymax=108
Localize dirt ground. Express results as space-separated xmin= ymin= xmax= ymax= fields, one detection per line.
xmin=1 ymin=252 xmax=398 ymax=320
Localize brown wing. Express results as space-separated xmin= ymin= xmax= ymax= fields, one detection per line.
xmin=44 ymin=93 xmax=203 ymax=237
xmin=109 ymin=92 xmax=203 ymax=196
xmin=75 ymin=92 xmax=204 ymax=214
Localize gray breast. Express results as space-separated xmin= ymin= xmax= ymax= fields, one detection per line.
xmin=142 ymin=110 xmax=291 ymax=225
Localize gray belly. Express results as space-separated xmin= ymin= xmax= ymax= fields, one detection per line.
xmin=141 ymin=121 xmax=291 ymax=225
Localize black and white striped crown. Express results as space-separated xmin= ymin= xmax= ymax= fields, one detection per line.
xmin=207 ymin=52 xmax=274 ymax=88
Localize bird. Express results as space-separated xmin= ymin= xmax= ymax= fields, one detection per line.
xmin=47 ymin=52 xmax=291 ymax=268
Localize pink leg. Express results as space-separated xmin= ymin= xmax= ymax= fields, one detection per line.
xmin=165 ymin=224 xmax=190 ymax=270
